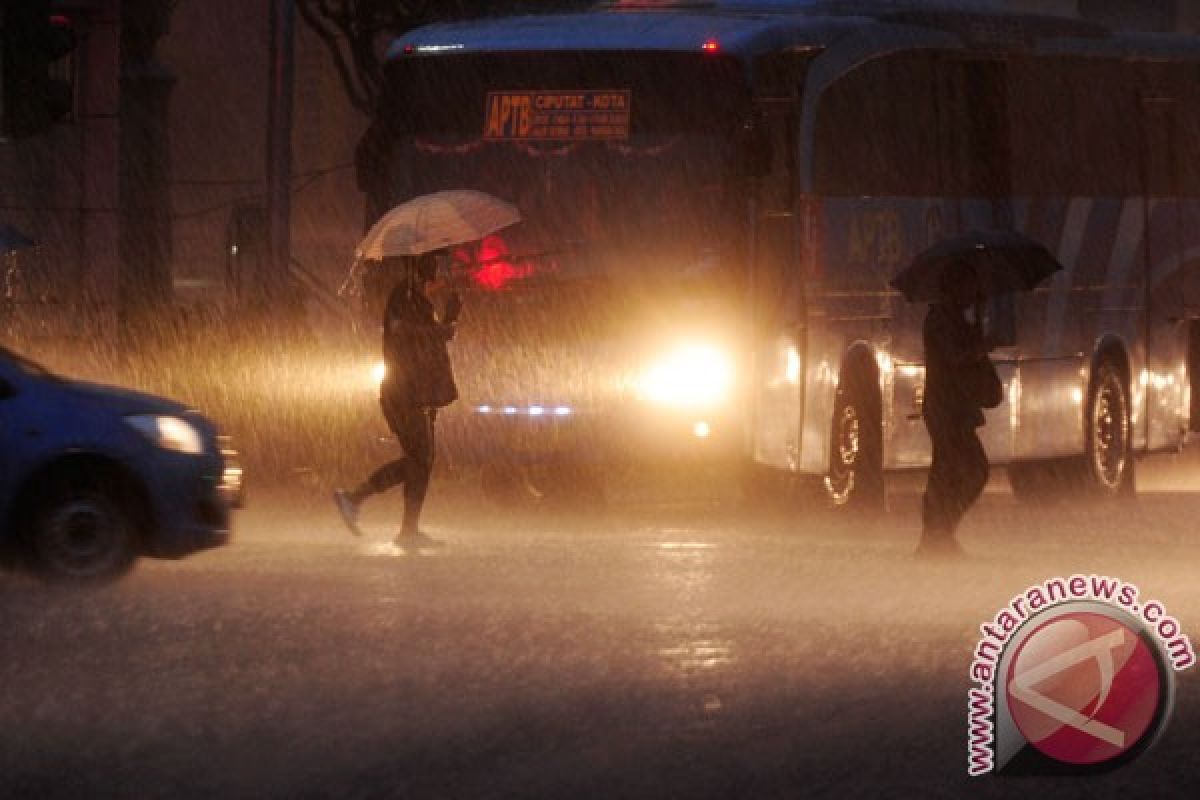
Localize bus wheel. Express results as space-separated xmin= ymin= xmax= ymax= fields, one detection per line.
xmin=1082 ymin=360 xmax=1134 ymax=497
xmin=823 ymin=374 xmax=884 ymax=510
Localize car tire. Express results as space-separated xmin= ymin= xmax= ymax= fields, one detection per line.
xmin=823 ymin=371 xmax=885 ymax=511
xmin=28 ymin=483 xmax=139 ymax=582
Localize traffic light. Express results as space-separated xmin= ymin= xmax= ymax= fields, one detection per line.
xmin=1 ymin=0 xmax=76 ymax=139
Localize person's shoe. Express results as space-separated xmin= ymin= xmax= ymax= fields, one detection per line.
xmin=393 ymin=530 xmax=444 ymax=550
xmin=914 ymin=535 xmax=965 ymax=560
xmin=333 ymin=489 xmax=363 ymax=537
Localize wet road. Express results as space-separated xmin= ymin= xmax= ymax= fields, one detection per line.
xmin=3 ymin=455 xmax=1200 ymax=799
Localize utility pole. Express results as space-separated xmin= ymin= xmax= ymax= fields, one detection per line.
xmin=265 ymin=0 xmax=295 ymax=318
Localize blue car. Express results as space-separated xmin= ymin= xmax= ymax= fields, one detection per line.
xmin=0 ymin=346 xmax=240 ymax=581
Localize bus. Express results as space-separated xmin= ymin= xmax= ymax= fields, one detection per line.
xmin=355 ymin=0 xmax=1200 ymax=507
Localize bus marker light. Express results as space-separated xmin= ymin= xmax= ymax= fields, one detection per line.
xmin=702 ymin=39 xmax=720 ymax=53
xmin=554 ymin=406 xmax=572 ymax=416
xmin=529 ymin=406 xmax=545 ymax=416
xmin=693 ymin=421 xmax=712 ymax=439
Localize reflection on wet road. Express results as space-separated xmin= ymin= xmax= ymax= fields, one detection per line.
xmin=3 ymin=453 xmax=1200 ymax=798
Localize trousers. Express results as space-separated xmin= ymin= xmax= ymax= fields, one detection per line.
xmin=364 ymin=396 xmax=436 ymax=529
xmin=922 ymin=421 xmax=989 ymax=537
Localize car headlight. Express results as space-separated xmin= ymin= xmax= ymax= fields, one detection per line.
xmin=636 ymin=343 xmax=735 ymax=408
xmin=125 ymin=415 xmax=206 ymax=455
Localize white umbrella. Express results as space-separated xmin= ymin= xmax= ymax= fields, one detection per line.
xmin=354 ymin=190 xmax=521 ymax=260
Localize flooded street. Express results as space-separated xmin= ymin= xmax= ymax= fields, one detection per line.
xmin=2 ymin=454 xmax=1199 ymax=799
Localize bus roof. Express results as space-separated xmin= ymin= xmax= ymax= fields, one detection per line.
xmin=387 ymin=1 xmax=1200 ymax=63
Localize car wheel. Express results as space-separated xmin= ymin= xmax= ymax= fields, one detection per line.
xmin=29 ymin=486 xmax=138 ymax=582
xmin=823 ymin=373 xmax=884 ymax=510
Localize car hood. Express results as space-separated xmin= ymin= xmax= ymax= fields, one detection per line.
xmin=59 ymin=379 xmax=191 ymax=416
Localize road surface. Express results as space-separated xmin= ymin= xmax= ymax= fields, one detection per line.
xmin=3 ymin=454 xmax=1200 ymax=799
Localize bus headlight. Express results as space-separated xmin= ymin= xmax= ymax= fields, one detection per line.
xmin=636 ymin=343 xmax=735 ymax=408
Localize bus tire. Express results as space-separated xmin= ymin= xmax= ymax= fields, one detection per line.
xmin=1009 ymin=362 xmax=1135 ymax=503
xmin=1080 ymin=359 xmax=1135 ymax=498
xmin=823 ymin=371 xmax=885 ymax=511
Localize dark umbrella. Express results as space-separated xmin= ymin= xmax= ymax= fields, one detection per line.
xmin=0 ymin=224 xmax=36 ymax=253
xmin=891 ymin=230 xmax=1062 ymax=302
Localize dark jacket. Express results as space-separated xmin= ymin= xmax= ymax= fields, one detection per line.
xmin=923 ymin=303 xmax=988 ymax=429
xmin=381 ymin=284 xmax=458 ymax=408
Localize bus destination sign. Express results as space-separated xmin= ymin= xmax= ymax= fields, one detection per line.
xmin=483 ymin=90 xmax=631 ymax=141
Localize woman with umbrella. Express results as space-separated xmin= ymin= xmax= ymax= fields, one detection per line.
xmin=333 ymin=190 xmax=519 ymax=548
xmin=894 ymin=231 xmax=1061 ymax=558
xmin=334 ymin=251 xmax=460 ymax=548
xmin=917 ymin=265 xmax=995 ymax=557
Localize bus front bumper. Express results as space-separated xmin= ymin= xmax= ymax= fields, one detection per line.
xmin=439 ymin=404 xmax=744 ymax=466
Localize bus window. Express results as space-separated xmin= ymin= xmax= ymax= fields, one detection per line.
xmin=814 ymin=52 xmax=941 ymax=197
xmin=936 ymin=59 xmax=1010 ymax=198
xmin=1172 ymin=63 xmax=1200 ymax=197
xmin=382 ymin=52 xmax=757 ymax=286
xmin=1008 ymin=58 xmax=1139 ymax=197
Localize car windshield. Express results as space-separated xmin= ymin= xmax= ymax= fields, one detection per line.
xmin=0 ymin=345 xmax=52 ymax=377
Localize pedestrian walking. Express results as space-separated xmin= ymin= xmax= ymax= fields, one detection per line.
xmin=334 ymin=252 xmax=461 ymax=549
xmin=918 ymin=267 xmax=1000 ymax=557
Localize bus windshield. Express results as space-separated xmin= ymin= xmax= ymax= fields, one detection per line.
xmin=382 ymin=52 xmax=752 ymax=287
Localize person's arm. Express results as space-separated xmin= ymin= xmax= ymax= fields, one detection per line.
xmin=387 ymin=293 xmax=456 ymax=341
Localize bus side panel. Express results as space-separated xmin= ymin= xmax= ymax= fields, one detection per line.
xmin=800 ymin=197 xmax=1021 ymax=473
xmin=1145 ymin=194 xmax=1191 ymax=451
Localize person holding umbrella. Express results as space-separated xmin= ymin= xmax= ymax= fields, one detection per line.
xmin=917 ymin=266 xmax=996 ymax=557
xmin=893 ymin=230 xmax=1062 ymax=557
xmin=334 ymin=252 xmax=461 ymax=548
xmin=333 ymin=190 xmax=520 ymax=548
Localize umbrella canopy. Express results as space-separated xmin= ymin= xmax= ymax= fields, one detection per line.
xmin=0 ymin=224 xmax=36 ymax=253
xmin=891 ymin=230 xmax=1062 ymax=303
xmin=355 ymin=190 xmax=521 ymax=260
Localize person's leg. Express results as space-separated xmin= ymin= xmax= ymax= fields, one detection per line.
xmin=919 ymin=423 xmax=973 ymax=556
xmin=333 ymin=395 xmax=414 ymax=536
xmin=937 ymin=425 xmax=987 ymax=536
xmin=399 ymin=408 xmax=435 ymax=535
xmin=962 ymin=428 xmax=990 ymax=514
xmin=922 ymin=427 xmax=954 ymax=538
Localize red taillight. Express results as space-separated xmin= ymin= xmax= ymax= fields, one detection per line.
xmin=456 ymin=234 xmax=536 ymax=291
xmin=403 ymin=43 xmax=415 ymax=55
xmin=701 ymin=39 xmax=720 ymax=53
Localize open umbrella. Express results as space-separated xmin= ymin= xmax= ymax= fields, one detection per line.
xmin=0 ymin=224 xmax=36 ymax=253
xmin=354 ymin=190 xmax=521 ymax=261
xmin=891 ymin=230 xmax=1062 ymax=303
